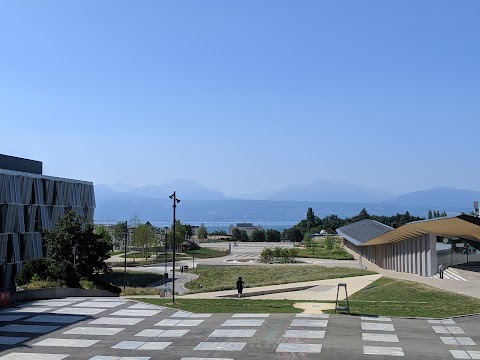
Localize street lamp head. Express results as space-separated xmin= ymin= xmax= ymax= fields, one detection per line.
xmin=176 ymin=199 xmax=181 ymax=204
xmin=169 ymin=194 xmax=174 ymax=199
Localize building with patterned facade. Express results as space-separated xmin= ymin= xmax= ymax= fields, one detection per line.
xmin=0 ymin=154 xmax=95 ymax=290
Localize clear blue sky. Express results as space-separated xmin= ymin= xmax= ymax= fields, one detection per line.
xmin=1 ymin=1 xmax=479 ymax=195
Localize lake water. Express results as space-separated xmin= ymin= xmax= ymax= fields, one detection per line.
xmin=151 ymin=221 xmax=298 ymax=233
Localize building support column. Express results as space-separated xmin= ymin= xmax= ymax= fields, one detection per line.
xmin=429 ymin=233 xmax=437 ymax=276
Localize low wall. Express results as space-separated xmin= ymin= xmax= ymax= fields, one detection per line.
xmin=8 ymin=288 xmax=117 ymax=306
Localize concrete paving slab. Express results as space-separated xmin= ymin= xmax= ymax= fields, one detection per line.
xmin=63 ymin=327 xmax=125 ymax=335
xmin=27 ymin=314 xmax=86 ymax=324
xmin=284 ymin=329 xmax=325 ymax=339
xmin=276 ymin=343 xmax=323 ymax=353
xmin=0 ymin=353 xmax=70 ymax=360
xmin=89 ymin=317 xmax=145 ymax=325
xmin=0 ymin=336 xmax=30 ymax=345
xmin=33 ymin=338 xmax=100 ymax=347
xmin=363 ymin=346 xmax=404 ymax=356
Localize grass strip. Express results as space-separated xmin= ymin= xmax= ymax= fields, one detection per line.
xmin=185 ymin=248 xmax=229 ymax=259
xmin=134 ymin=298 xmax=303 ymax=313
xmin=295 ymin=248 xmax=354 ymax=260
xmin=100 ymin=271 xmax=163 ymax=288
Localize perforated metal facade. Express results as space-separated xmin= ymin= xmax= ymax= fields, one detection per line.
xmin=0 ymin=168 xmax=95 ymax=290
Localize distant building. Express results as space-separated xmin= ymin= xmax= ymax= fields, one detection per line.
xmin=0 ymin=154 xmax=95 ymax=290
xmin=228 ymin=222 xmax=263 ymax=236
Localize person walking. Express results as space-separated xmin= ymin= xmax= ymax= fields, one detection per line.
xmin=438 ymin=263 xmax=444 ymax=279
xmin=236 ymin=276 xmax=244 ymax=298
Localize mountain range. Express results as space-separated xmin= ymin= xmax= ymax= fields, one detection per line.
xmin=93 ymin=179 xmax=480 ymax=223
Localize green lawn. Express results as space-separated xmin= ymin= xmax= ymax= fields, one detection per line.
xmin=295 ymin=247 xmax=354 ymax=260
xmin=134 ymin=298 xmax=303 ymax=313
xmin=132 ymin=276 xmax=480 ymax=317
xmin=185 ymin=248 xmax=229 ymax=259
xmin=295 ymin=237 xmax=354 ymax=260
xmin=185 ymin=265 xmax=375 ymax=293
xmin=328 ymin=277 xmax=480 ymax=318
xmin=110 ymin=250 xmax=126 ymax=256
xmin=100 ymin=271 xmax=163 ymax=288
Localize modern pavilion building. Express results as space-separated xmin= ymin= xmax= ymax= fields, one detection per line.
xmin=336 ymin=215 xmax=480 ymax=277
xmin=0 ymin=154 xmax=95 ymax=290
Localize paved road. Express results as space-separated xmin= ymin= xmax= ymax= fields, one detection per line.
xmin=0 ymin=297 xmax=479 ymax=359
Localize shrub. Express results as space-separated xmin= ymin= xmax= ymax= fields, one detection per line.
xmin=16 ymin=258 xmax=49 ymax=286
xmin=47 ymin=260 xmax=80 ymax=288
xmin=324 ymin=236 xmax=334 ymax=250
xmin=260 ymin=247 xmax=299 ymax=263
xmin=260 ymin=248 xmax=274 ymax=263
xmin=79 ymin=278 xmax=96 ymax=289
xmin=94 ymin=279 xmax=122 ymax=295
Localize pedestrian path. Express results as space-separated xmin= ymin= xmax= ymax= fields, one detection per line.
xmin=0 ymin=297 xmax=479 ymax=359
xmin=433 ymin=268 xmax=468 ymax=281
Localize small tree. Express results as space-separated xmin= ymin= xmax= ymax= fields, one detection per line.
xmin=184 ymin=224 xmax=193 ymax=238
xmin=95 ymin=225 xmax=113 ymax=248
xmin=250 ymin=229 xmax=265 ymax=242
xmin=240 ymin=230 xmax=249 ymax=242
xmin=304 ymin=234 xmax=315 ymax=254
xmin=42 ymin=210 xmax=112 ymax=280
xmin=231 ymin=228 xmax=242 ymax=242
xmin=265 ymin=229 xmax=281 ymax=242
xmin=287 ymin=228 xmax=303 ymax=243
xmin=324 ymin=235 xmax=334 ymax=251
xmin=166 ymin=220 xmax=187 ymax=247
xmin=113 ymin=221 xmax=128 ymax=250
xmin=197 ymin=224 xmax=208 ymax=242
xmin=133 ymin=223 xmax=156 ymax=259
xmin=260 ymin=248 xmax=274 ymax=263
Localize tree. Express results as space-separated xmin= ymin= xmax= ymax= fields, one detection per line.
xmin=130 ymin=213 xmax=141 ymax=228
xmin=324 ymin=235 xmax=334 ymax=251
xmin=184 ymin=224 xmax=193 ymax=238
xmin=304 ymin=234 xmax=315 ymax=254
xmin=95 ymin=225 xmax=113 ymax=248
xmin=43 ymin=210 xmax=112 ymax=279
xmin=265 ymin=229 xmax=281 ymax=242
xmin=306 ymin=207 xmax=315 ymax=227
xmin=197 ymin=224 xmax=208 ymax=241
xmin=240 ymin=230 xmax=249 ymax=242
xmin=166 ymin=220 xmax=187 ymax=247
xmin=428 ymin=210 xmax=433 ymax=219
xmin=231 ymin=228 xmax=242 ymax=242
xmin=260 ymin=248 xmax=274 ymax=263
xmin=250 ymin=229 xmax=265 ymax=242
xmin=133 ymin=223 xmax=156 ymax=259
xmin=113 ymin=221 xmax=128 ymax=250
xmin=287 ymin=228 xmax=303 ymax=242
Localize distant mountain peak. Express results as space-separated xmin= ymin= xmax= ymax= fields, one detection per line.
xmin=96 ymin=179 xmax=227 ymax=200
xmin=383 ymin=186 xmax=480 ymax=207
xmin=265 ymin=178 xmax=394 ymax=203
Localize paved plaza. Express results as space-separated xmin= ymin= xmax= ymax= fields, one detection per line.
xmin=0 ymin=297 xmax=479 ymax=359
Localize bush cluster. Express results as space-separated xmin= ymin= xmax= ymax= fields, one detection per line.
xmin=260 ymin=247 xmax=299 ymax=263
xmin=16 ymin=258 xmax=80 ymax=288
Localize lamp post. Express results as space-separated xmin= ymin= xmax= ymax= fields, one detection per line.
xmin=169 ymin=192 xmax=180 ymax=303
xmin=164 ymin=227 xmax=168 ymax=287
xmin=192 ymin=237 xmax=195 ymax=272
xmin=123 ymin=220 xmax=128 ymax=290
